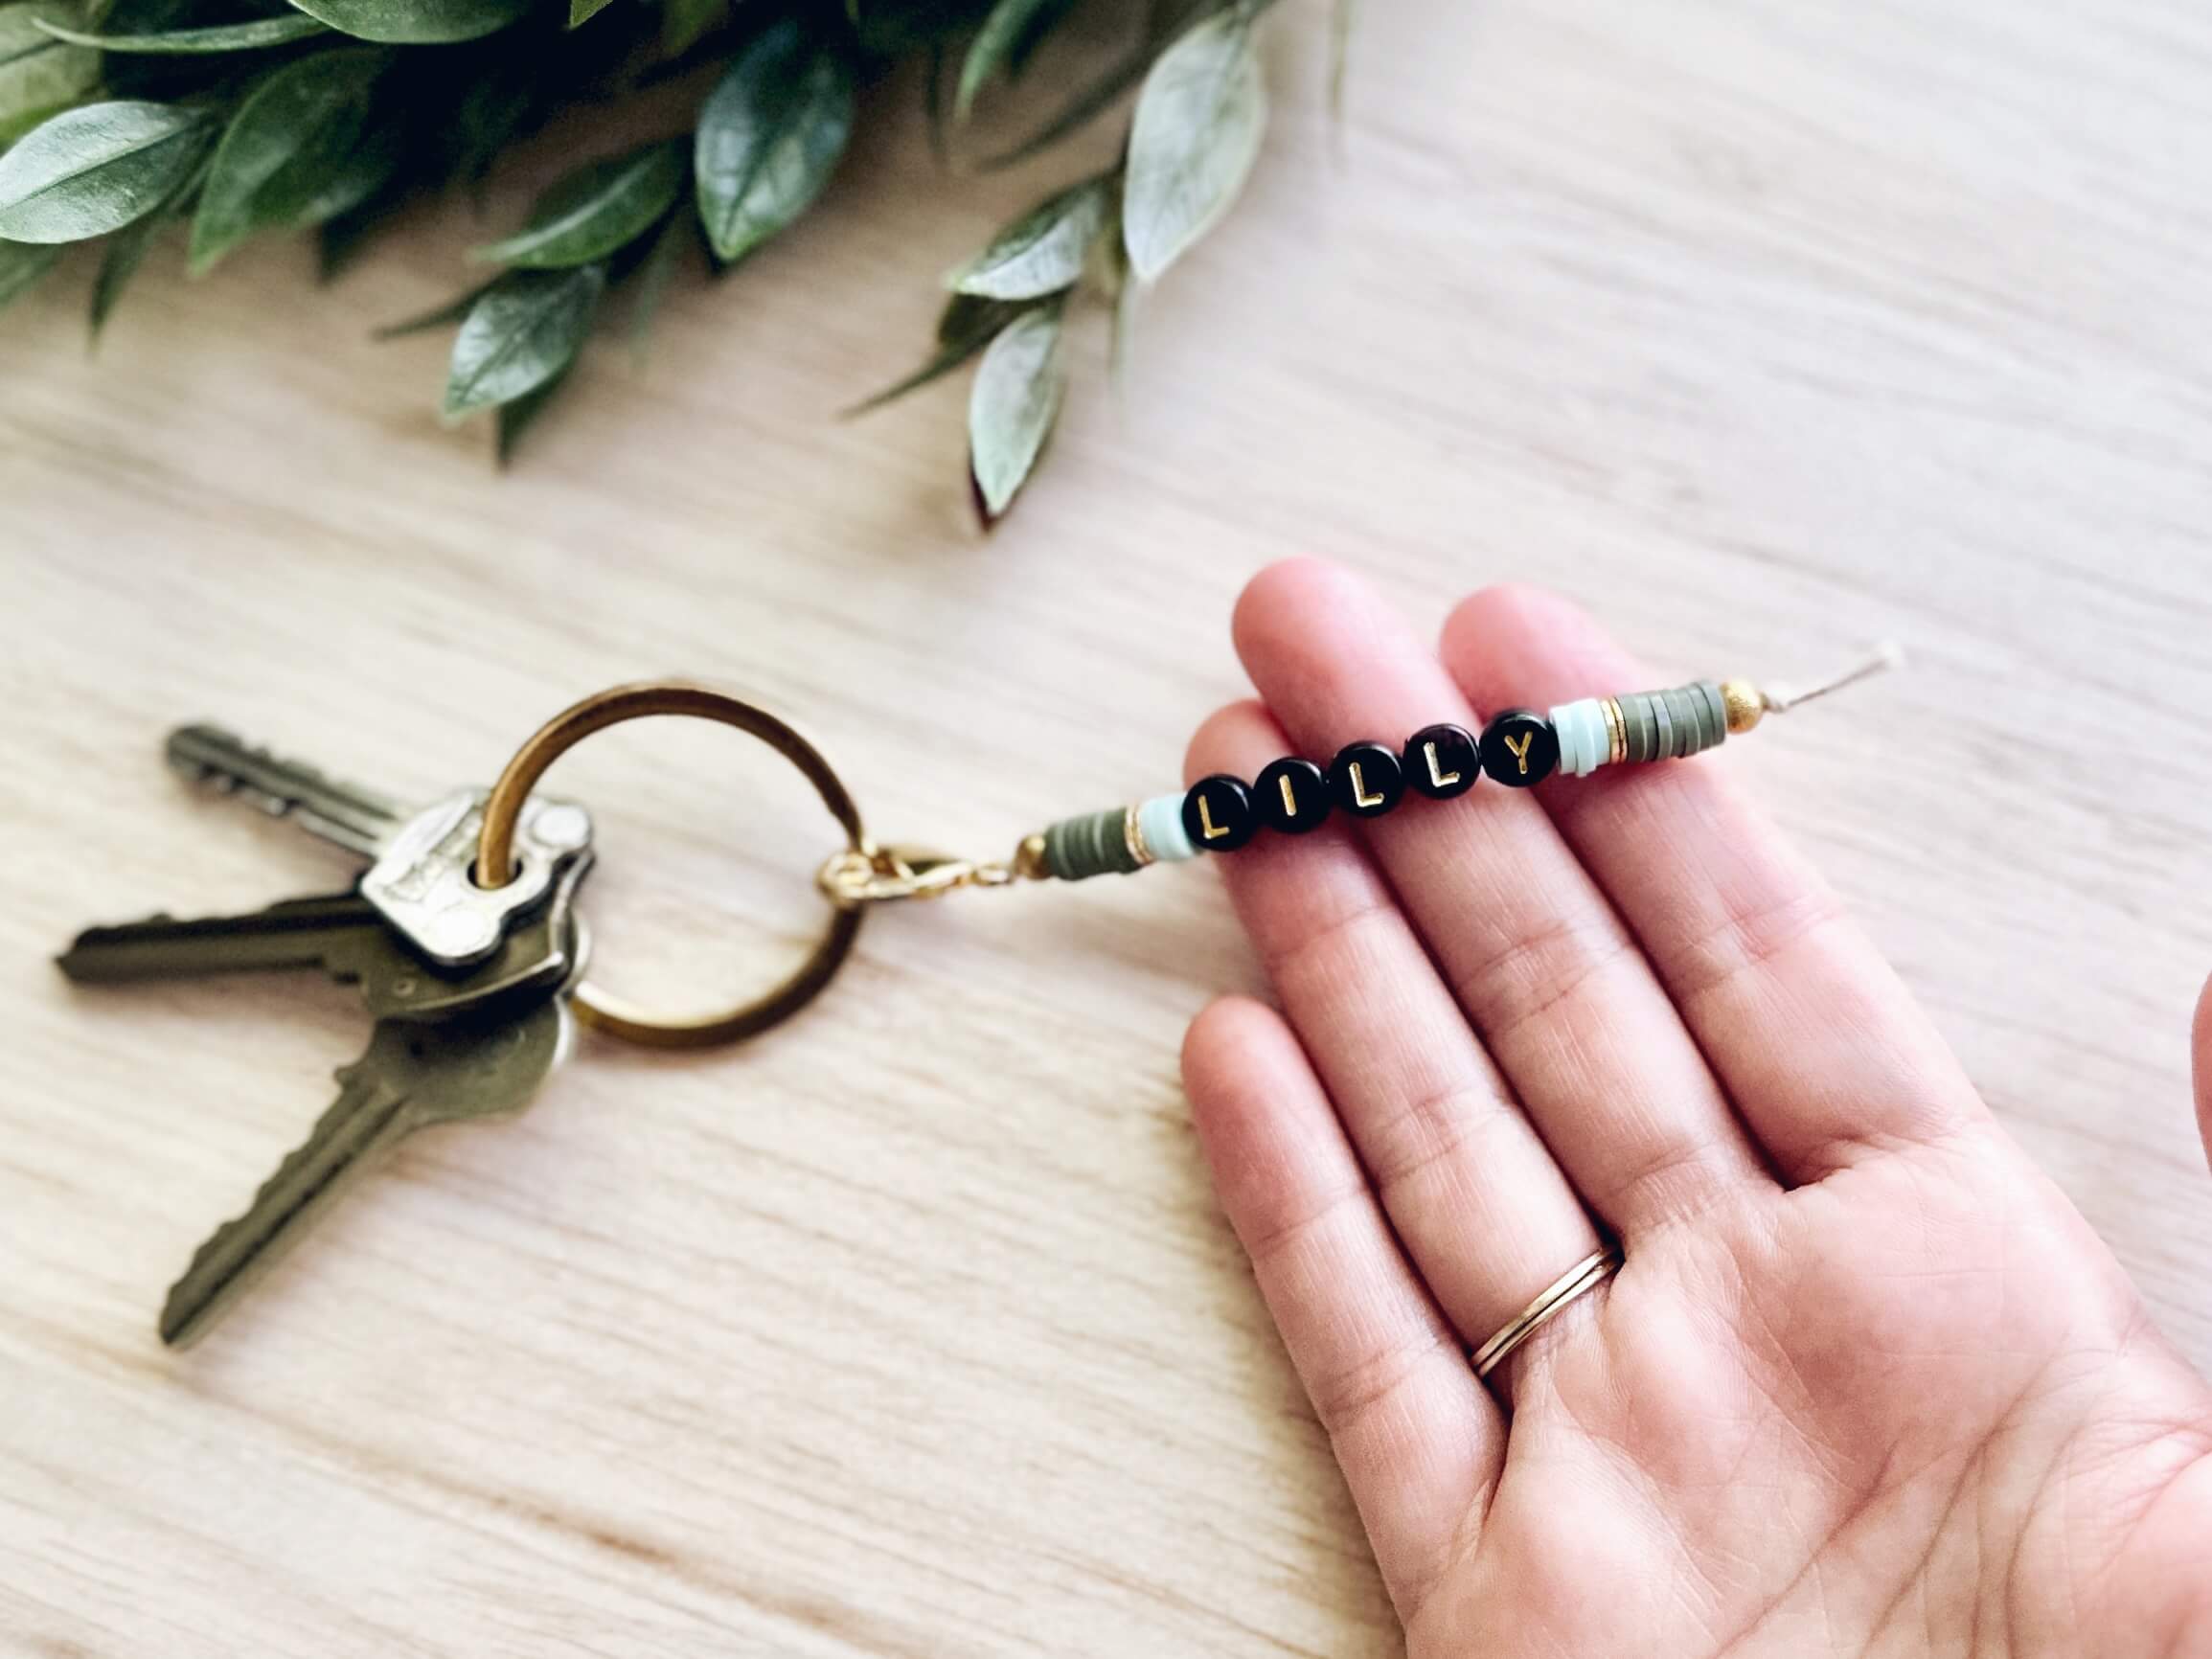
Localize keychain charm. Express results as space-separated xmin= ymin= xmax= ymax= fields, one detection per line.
xmin=1022 ymin=648 xmax=1901 ymax=881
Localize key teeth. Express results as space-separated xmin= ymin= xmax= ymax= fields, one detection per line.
xmin=163 ymin=724 xmax=400 ymax=853
xmin=159 ymin=1057 xmax=407 ymax=1348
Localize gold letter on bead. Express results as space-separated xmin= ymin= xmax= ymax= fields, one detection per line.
xmin=1197 ymin=795 xmax=1229 ymax=840
xmin=1349 ymin=762 xmax=1383 ymax=808
xmin=1425 ymin=741 xmax=1461 ymax=789
xmin=1503 ymin=731 xmax=1534 ymax=775
xmin=1277 ymin=773 xmax=1299 ymax=817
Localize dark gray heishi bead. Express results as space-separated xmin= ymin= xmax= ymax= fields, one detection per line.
xmin=1624 ymin=693 xmax=1658 ymax=763
xmin=1615 ymin=682 xmax=1732 ymax=763
xmin=1042 ymin=807 xmax=1144 ymax=881
xmin=1695 ymin=679 xmax=1728 ymax=748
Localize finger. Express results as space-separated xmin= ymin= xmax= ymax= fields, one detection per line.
xmin=1188 ymin=699 xmax=1604 ymax=1372
xmin=1438 ymin=584 xmax=1990 ymax=1181
xmin=2193 ymin=973 xmax=2212 ymax=1178
xmin=1182 ymin=994 xmax=1497 ymax=1619
xmin=1227 ymin=561 xmax=1770 ymax=1234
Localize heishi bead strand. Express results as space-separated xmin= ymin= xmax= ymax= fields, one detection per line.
xmin=1015 ymin=652 xmax=1899 ymax=882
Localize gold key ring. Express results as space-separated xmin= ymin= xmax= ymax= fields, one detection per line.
xmin=474 ymin=683 xmax=869 ymax=1049
xmin=475 ymin=681 xmax=1026 ymax=1048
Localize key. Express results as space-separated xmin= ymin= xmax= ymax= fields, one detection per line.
xmin=57 ymin=891 xmax=577 ymax=1022
xmin=167 ymin=724 xmax=406 ymax=858
xmin=159 ymin=997 xmax=570 ymax=1347
xmin=166 ymin=724 xmax=595 ymax=971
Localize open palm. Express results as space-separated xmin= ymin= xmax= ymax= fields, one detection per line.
xmin=1180 ymin=563 xmax=2212 ymax=1658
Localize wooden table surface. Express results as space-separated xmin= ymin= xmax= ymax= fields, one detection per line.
xmin=5 ymin=0 xmax=2209 ymax=1652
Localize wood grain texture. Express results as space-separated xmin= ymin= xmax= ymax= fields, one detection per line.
xmin=4 ymin=0 xmax=2210 ymax=1651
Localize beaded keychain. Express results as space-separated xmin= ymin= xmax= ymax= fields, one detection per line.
xmin=471 ymin=648 xmax=1900 ymax=1048
xmin=57 ymin=644 xmax=1898 ymax=1346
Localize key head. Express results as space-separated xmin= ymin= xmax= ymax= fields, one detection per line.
xmin=391 ymin=994 xmax=571 ymax=1128
xmin=361 ymin=791 xmax=593 ymax=971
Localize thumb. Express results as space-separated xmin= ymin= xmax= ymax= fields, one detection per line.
xmin=2195 ymin=974 xmax=2212 ymax=1177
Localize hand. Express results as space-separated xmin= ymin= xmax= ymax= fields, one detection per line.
xmin=1180 ymin=562 xmax=2212 ymax=1658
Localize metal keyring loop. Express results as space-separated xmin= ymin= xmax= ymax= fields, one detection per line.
xmin=476 ymin=682 xmax=867 ymax=1050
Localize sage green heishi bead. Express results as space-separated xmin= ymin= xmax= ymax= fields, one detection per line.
xmin=1617 ymin=680 xmax=1728 ymax=761
xmin=1042 ymin=806 xmax=1146 ymax=881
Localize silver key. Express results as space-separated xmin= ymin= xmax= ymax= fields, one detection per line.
xmin=164 ymin=723 xmax=594 ymax=970
xmin=159 ymin=998 xmax=570 ymax=1347
xmin=360 ymin=789 xmax=594 ymax=970
xmin=167 ymin=724 xmax=406 ymax=858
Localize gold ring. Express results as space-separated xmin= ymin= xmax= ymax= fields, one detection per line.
xmin=1471 ymin=1246 xmax=1621 ymax=1381
xmin=476 ymin=681 xmax=867 ymax=1049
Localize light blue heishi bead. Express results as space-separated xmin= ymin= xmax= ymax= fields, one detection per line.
xmin=1548 ymin=697 xmax=1611 ymax=777
xmin=1139 ymin=792 xmax=1196 ymax=862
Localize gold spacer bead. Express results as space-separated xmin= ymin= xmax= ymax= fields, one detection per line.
xmin=1720 ymin=679 xmax=1765 ymax=735
xmin=1123 ymin=804 xmax=1155 ymax=870
xmin=1013 ymin=832 xmax=1050 ymax=881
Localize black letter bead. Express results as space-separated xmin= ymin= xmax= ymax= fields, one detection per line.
xmin=1478 ymin=709 xmax=1560 ymax=786
xmin=1181 ymin=774 xmax=1258 ymax=852
xmin=1402 ymin=723 xmax=1480 ymax=800
xmin=1254 ymin=757 xmax=1333 ymax=834
xmin=1328 ymin=741 xmax=1404 ymax=818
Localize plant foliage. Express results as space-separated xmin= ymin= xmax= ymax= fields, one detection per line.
xmin=0 ymin=0 xmax=1310 ymax=515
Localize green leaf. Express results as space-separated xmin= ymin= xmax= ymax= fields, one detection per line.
xmin=281 ymin=0 xmax=530 ymax=46
xmin=953 ymin=0 xmax=1069 ymax=121
xmin=34 ymin=12 xmax=330 ymax=51
xmin=0 ymin=234 xmax=58 ymax=309
xmin=1000 ymin=0 xmax=1071 ymax=74
xmin=967 ymin=296 xmax=1063 ymax=518
xmin=89 ymin=144 xmax=194 ymax=333
xmin=949 ymin=171 xmax=1107 ymax=301
xmin=1 ymin=2 xmax=96 ymax=132
xmin=848 ymin=290 xmax=1022 ymax=414
xmin=694 ymin=19 xmax=853 ymax=264
xmin=442 ymin=57 xmax=539 ymax=183
xmin=443 ymin=262 xmax=603 ymax=417
xmin=1121 ymin=9 xmax=1265 ymax=282
xmin=190 ymin=48 xmax=396 ymax=273
xmin=495 ymin=361 xmax=567 ymax=464
xmin=88 ymin=186 xmax=162 ymax=332
xmin=471 ymin=137 xmax=684 ymax=268
xmin=936 ymin=287 xmax=1013 ymax=346
xmin=1110 ymin=252 xmax=1139 ymax=392
xmin=659 ymin=0 xmax=719 ymax=54
xmin=849 ymin=0 xmax=990 ymax=57
xmin=566 ymin=0 xmax=608 ymax=23
xmin=0 ymin=100 xmax=212 ymax=241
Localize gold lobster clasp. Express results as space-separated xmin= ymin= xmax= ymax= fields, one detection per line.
xmin=817 ymin=844 xmax=1017 ymax=906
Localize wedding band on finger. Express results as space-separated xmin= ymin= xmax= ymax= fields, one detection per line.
xmin=1471 ymin=1247 xmax=1623 ymax=1382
